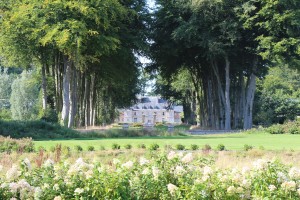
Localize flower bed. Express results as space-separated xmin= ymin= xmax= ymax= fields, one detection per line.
xmin=0 ymin=152 xmax=300 ymax=199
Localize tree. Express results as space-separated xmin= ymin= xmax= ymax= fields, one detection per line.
xmin=254 ymin=65 xmax=300 ymax=124
xmin=150 ymin=0 xmax=266 ymax=129
xmin=10 ymin=71 xmax=39 ymax=120
xmin=0 ymin=68 xmax=14 ymax=109
xmin=0 ymin=0 xmax=149 ymax=127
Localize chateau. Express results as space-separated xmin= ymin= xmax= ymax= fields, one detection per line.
xmin=118 ymin=96 xmax=183 ymax=124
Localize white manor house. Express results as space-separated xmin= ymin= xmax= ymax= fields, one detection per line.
xmin=118 ymin=96 xmax=183 ymax=124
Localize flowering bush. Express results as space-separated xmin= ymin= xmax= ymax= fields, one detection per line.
xmin=1 ymin=152 xmax=300 ymax=199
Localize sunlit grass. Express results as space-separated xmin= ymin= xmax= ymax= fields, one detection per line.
xmin=34 ymin=132 xmax=300 ymax=151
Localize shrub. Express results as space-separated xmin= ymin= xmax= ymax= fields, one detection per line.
xmin=62 ymin=146 xmax=71 ymax=157
xmin=244 ymin=144 xmax=253 ymax=151
xmin=112 ymin=143 xmax=121 ymax=150
xmin=0 ymin=109 xmax=11 ymax=120
xmin=75 ymin=145 xmax=83 ymax=152
xmin=190 ymin=144 xmax=199 ymax=150
xmin=39 ymin=108 xmax=58 ymax=123
xmin=0 ymin=136 xmax=34 ymax=153
xmin=175 ymin=144 xmax=185 ymax=150
xmin=217 ymin=144 xmax=225 ymax=151
xmin=164 ymin=144 xmax=172 ymax=150
xmin=124 ymin=144 xmax=132 ymax=149
xmin=149 ymin=143 xmax=159 ymax=151
xmin=87 ymin=146 xmax=95 ymax=151
xmin=0 ymin=120 xmax=81 ymax=139
xmin=202 ymin=144 xmax=212 ymax=151
xmin=138 ymin=144 xmax=146 ymax=149
xmin=100 ymin=145 xmax=105 ymax=150
xmin=132 ymin=123 xmax=143 ymax=128
xmin=266 ymin=124 xmax=284 ymax=134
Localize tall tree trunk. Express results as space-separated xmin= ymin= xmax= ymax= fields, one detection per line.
xmin=68 ymin=64 xmax=77 ymax=128
xmin=41 ymin=63 xmax=47 ymax=110
xmin=61 ymin=55 xmax=71 ymax=126
xmin=243 ymin=59 xmax=257 ymax=129
xmin=224 ymin=56 xmax=231 ymax=130
xmin=212 ymin=60 xmax=226 ymax=129
xmin=89 ymin=73 xmax=95 ymax=126
xmin=84 ymin=76 xmax=91 ymax=127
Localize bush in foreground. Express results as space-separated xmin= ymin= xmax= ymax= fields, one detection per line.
xmin=1 ymin=153 xmax=300 ymax=199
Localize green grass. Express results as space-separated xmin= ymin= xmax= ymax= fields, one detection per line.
xmin=34 ymin=132 xmax=300 ymax=151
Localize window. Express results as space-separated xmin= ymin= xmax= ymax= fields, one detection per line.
xmin=134 ymin=118 xmax=137 ymax=123
xmin=134 ymin=112 xmax=136 ymax=116
xmin=162 ymin=112 xmax=165 ymax=116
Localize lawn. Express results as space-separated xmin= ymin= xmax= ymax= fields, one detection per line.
xmin=34 ymin=132 xmax=300 ymax=151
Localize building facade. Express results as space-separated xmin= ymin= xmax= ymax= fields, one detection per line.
xmin=118 ymin=96 xmax=183 ymax=124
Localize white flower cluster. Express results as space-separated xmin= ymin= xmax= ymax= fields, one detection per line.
xmin=167 ymin=183 xmax=178 ymax=196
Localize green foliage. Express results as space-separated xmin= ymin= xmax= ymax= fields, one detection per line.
xmin=132 ymin=123 xmax=143 ymax=128
xmin=39 ymin=108 xmax=58 ymax=123
xmin=75 ymin=145 xmax=83 ymax=152
xmin=217 ymin=144 xmax=226 ymax=151
xmin=112 ymin=143 xmax=121 ymax=150
xmin=124 ymin=144 xmax=132 ymax=150
xmin=175 ymin=144 xmax=185 ymax=150
xmin=0 ymin=136 xmax=34 ymax=153
xmin=202 ymin=144 xmax=212 ymax=151
xmin=149 ymin=143 xmax=159 ymax=151
xmin=254 ymin=66 xmax=300 ymax=125
xmin=265 ymin=124 xmax=284 ymax=134
xmin=190 ymin=144 xmax=199 ymax=150
xmin=265 ymin=121 xmax=300 ymax=135
xmin=0 ymin=120 xmax=80 ymax=139
xmin=10 ymin=71 xmax=39 ymax=120
xmin=0 ymin=68 xmax=14 ymax=109
xmin=137 ymin=144 xmax=146 ymax=149
xmin=87 ymin=146 xmax=95 ymax=151
xmin=244 ymin=144 xmax=254 ymax=151
xmin=0 ymin=109 xmax=11 ymax=121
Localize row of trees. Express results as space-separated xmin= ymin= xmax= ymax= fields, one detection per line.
xmin=149 ymin=0 xmax=300 ymax=129
xmin=0 ymin=0 xmax=149 ymax=127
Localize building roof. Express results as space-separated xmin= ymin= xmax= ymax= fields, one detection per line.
xmin=120 ymin=96 xmax=183 ymax=112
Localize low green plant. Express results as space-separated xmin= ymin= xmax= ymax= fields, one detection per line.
xmin=87 ymin=146 xmax=95 ymax=151
xmin=124 ymin=144 xmax=132 ymax=149
xmin=175 ymin=144 xmax=185 ymax=150
xmin=138 ymin=144 xmax=146 ymax=149
xmin=164 ymin=144 xmax=172 ymax=150
xmin=265 ymin=124 xmax=284 ymax=134
xmin=100 ymin=145 xmax=105 ymax=150
xmin=112 ymin=143 xmax=121 ymax=150
xmin=75 ymin=145 xmax=83 ymax=152
xmin=190 ymin=144 xmax=199 ymax=150
xmin=0 ymin=136 xmax=34 ymax=153
xmin=202 ymin=144 xmax=212 ymax=151
xmin=244 ymin=144 xmax=253 ymax=151
xmin=149 ymin=143 xmax=159 ymax=151
xmin=217 ymin=144 xmax=225 ymax=151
